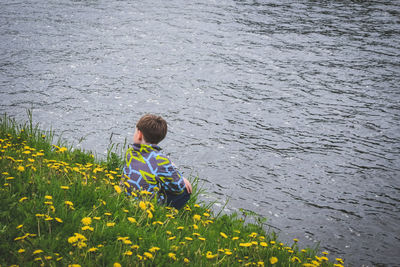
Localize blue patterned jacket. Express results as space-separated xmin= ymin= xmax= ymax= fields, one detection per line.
xmin=121 ymin=143 xmax=186 ymax=197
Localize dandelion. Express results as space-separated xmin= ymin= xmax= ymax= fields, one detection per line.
xmin=168 ymin=236 xmax=176 ymax=241
xmin=18 ymin=249 xmax=25 ymax=253
xmin=143 ymin=252 xmax=153 ymax=259
xmin=220 ymin=232 xmax=228 ymax=239
xmin=139 ymin=201 xmax=146 ymax=210
xmin=114 ymin=185 xmax=122 ymax=194
xmin=206 ymin=251 xmax=217 ymax=259
xmin=168 ymin=252 xmax=177 ymax=261
xmin=269 ymin=257 xmax=278 ymax=264
xmin=81 ymin=217 xmax=92 ymax=225
xmin=239 ymin=243 xmax=252 ymax=247
xmin=82 ymin=226 xmax=94 ymax=231
xmin=203 ymin=212 xmax=210 ymax=217
xmin=260 ymin=242 xmax=268 ymax=247
xmin=291 ymin=256 xmax=301 ymax=263
xmin=257 ymin=261 xmax=265 ymax=266
xmin=177 ymin=226 xmax=184 ymax=230
xmin=193 ymin=214 xmax=201 ymax=221
xmin=33 ymin=249 xmax=44 ymax=255
xmin=184 ymin=258 xmax=190 ymax=263
xmin=336 ymin=258 xmax=344 ymax=264
xmin=45 ymin=195 xmax=52 ymax=200
xmin=149 ymin=247 xmax=160 ymax=253
xmin=88 ymin=247 xmax=98 ymax=252
xmin=6 ymin=176 xmax=14 ymax=180
xmin=146 ymin=210 xmax=153 ymax=219
xmin=16 ymin=224 xmax=23 ymax=229
xmin=55 ymin=217 xmax=63 ymax=223
xmin=232 ymin=236 xmax=239 ymax=240
xmin=131 ymin=245 xmax=139 ymax=250
xmin=106 ymin=222 xmax=115 ymax=227
xmin=198 ymin=237 xmax=206 ymax=241
xmin=60 ymin=186 xmax=70 ymax=190
xmin=104 ymin=212 xmax=112 ymax=216
xmin=185 ymin=237 xmax=193 ymax=241
xmin=17 ymin=166 xmax=25 ymax=172
xmin=123 ymin=250 xmax=133 ymax=256
xmin=45 ymin=256 xmax=52 ymax=260
xmin=58 ymin=147 xmax=67 ymax=153
xmin=293 ymin=238 xmax=299 ymax=242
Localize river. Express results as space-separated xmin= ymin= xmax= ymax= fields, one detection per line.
xmin=1 ymin=0 xmax=400 ymax=265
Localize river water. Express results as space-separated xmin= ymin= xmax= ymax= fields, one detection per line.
xmin=1 ymin=0 xmax=400 ymax=265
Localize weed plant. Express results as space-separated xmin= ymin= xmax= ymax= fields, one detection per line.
xmin=0 ymin=113 xmax=344 ymax=266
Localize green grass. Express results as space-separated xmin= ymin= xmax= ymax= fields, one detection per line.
xmin=0 ymin=113 xmax=344 ymax=267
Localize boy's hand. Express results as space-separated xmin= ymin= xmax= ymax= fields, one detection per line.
xmin=183 ymin=177 xmax=192 ymax=194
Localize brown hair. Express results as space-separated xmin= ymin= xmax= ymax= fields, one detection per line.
xmin=136 ymin=114 xmax=168 ymax=144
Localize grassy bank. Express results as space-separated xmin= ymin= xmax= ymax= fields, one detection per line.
xmin=0 ymin=113 xmax=344 ymax=266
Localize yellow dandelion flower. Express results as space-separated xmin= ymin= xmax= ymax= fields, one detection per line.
xmin=131 ymin=245 xmax=139 ymax=250
xmin=123 ymin=250 xmax=133 ymax=256
xmin=55 ymin=217 xmax=63 ymax=223
xmin=88 ymin=247 xmax=98 ymax=252
xmin=58 ymin=147 xmax=67 ymax=153
xmin=114 ymin=185 xmax=122 ymax=194
xmin=44 ymin=195 xmax=52 ymax=200
xmin=44 ymin=201 xmax=53 ymax=205
xmin=239 ymin=243 xmax=252 ymax=247
xmin=45 ymin=256 xmax=52 ymax=260
xmin=18 ymin=248 xmax=25 ymax=253
xmin=291 ymin=256 xmax=301 ymax=263
xmin=293 ymin=238 xmax=299 ymax=242
xmin=177 ymin=226 xmax=184 ymax=230
xmin=257 ymin=261 xmax=265 ymax=266
xmin=19 ymin=197 xmax=28 ymax=202
xmin=35 ymin=214 xmax=45 ymax=217
xmin=33 ymin=249 xmax=44 ymax=255
xmin=146 ymin=210 xmax=153 ymax=219
xmin=6 ymin=176 xmax=14 ymax=180
xmin=113 ymin=263 xmax=121 ymax=267
xmin=185 ymin=237 xmax=193 ymax=241
xmin=123 ymin=239 xmax=132 ymax=245
xmin=193 ymin=214 xmax=201 ymax=221
xmin=336 ymin=258 xmax=344 ymax=264
xmin=17 ymin=166 xmax=25 ymax=172
xmin=193 ymin=224 xmax=199 ymax=230
xmin=139 ymin=201 xmax=146 ymax=210
xmin=127 ymin=217 xmax=136 ymax=223
xmin=168 ymin=236 xmax=176 ymax=241
xmin=270 ymin=241 xmax=276 ymax=245
xmin=106 ymin=222 xmax=115 ymax=227
xmin=232 ymin=236 xmax=239 ymax=240
xmin=220 ymin=232 xmax=228 ymax=238
xmin=82 ymin=226 xmax=94 ymax=231
xmin=64 ymin=201 xmax=73 ymax=206
xmin=81 ymin=217 xmax=92 ymax=225
xmin=104 ymin=212 xmax=112 ymax=216
xmin=198 ymin=237 xmax=206 ymax=241
xmin=149 ymin=247 xmax=160 ymax=253
xmin=60 ymin=186 xmax=69 ymax=190
xmin=16 ymin=224 xmax=23 ymax=229
xmin=184 ymin=258 xmax=190 ymax=263
xmin=168 ymin=252 xmax=177 ymax=261
xmin=260 ymin=242 xmax=268 ymax=247
xmin=143 ymin=252 xmax=153 ymax=259
xmin=206 ymin=251 xmax=217 ymax=259
xmin=203 ymin=212 xmax=210 ymax=217
xmin=269 ymin=257 xmax=278 ymax=264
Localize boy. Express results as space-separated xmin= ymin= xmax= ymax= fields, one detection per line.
xmin=120 ymin=114 xmax=192 ymax=210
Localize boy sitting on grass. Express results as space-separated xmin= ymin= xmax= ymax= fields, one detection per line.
xmin=120 ymin=114 xmax=192 ymax=210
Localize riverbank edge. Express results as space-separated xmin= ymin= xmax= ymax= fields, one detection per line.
xmin=0 ymin=113 xmax=342 ymax=266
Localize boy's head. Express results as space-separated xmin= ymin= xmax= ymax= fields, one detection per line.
xmin=134 ymin=114 xmax=167 ymax=144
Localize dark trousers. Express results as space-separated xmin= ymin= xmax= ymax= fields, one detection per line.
xmin=164 ymin=188 xmax=191 ymax=210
